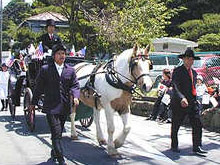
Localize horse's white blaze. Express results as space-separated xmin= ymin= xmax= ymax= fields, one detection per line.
xmin=70 ymin=45 xmax=153 ymax=155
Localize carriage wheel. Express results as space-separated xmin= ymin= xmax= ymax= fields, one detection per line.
xmin=23 ymin=88 xmax=35 ymax=132
xmin=8 ymin=97 xmax=16 ymax=120
xmin=79 ymin=116 xmax=94 ymax=128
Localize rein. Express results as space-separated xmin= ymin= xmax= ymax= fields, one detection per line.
xmin=105 ymin=56 xmax=149 ymax=94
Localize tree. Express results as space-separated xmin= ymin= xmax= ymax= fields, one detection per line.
xmin=179 ymin=14 xmax=220 ymax=51
xmin=80 ymin=0 xmax=172 ymax=52
xmin=165 ymin=0 xmax=220 ymax=36
xmin=2 ymin=0 xmax=32 ymax=51
xmin=198 ymin=33 xmax=220 ymax=51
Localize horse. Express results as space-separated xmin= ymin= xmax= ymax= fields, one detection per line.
xmin=70 ymin=44 xmax=153 ymax=156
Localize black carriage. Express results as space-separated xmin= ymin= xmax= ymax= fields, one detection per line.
xmin=9 ymin=55 xmax=93 ymax=132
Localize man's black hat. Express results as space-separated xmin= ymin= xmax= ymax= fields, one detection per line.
xmin=46 ymin=19 xmax=55 ymax=27
xmin=52 ymin=44 xmax=66 ymax=56
xmin=178 ymin=48 xmax=200 ymax=60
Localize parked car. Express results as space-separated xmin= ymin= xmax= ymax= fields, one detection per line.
xmin=193 ymin=54 xmax=220 ymax=86
xmin=149 ymin=52 xmax=181 ymax=82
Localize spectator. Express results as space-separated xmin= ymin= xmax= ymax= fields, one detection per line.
xmin=195 ymin=75 xmax=208 ymax=113
xmin=147 ymin=69 xmax=172 ymax=122
xmin=0 ymin=63 xmax=10 ymax=111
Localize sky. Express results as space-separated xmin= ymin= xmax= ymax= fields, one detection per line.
xmin=3 ymin=0 xmax=33 ymax=8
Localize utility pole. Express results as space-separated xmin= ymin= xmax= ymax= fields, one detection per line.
xmin=0 ymin=0 xmax=2 ymax=64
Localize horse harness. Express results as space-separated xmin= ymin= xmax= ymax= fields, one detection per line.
xmin=76 ymin=55 xmax=152 ymax=107
xmin=105 ymin=54 xmax=152 ymax=94
xmin=76 ymin=62 xmax=104 ymax=108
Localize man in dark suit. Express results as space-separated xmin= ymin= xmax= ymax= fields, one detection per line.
xmin=170 ymin=49 xmax=207 ymax=155
xmin=39 ymin=19 xmax=62 ymax=53
xmin=29 ymin=44 xmax=80 ymax=165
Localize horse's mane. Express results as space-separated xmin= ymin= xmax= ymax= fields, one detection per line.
xmin=116 ymin=48 xmax=133 ymax=61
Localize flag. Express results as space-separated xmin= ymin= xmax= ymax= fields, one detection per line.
xmin=35 ymin=42 xmax=44 ymax=59
xmin=77 ymin=46 xmax=86 ymax=57
xmin=28 ymin=43 xmax=36 ymax=55
xmin=69 ymin=45 xmax=76 ymax=56
xmin=7 ymin=55 xmax=15 ymax=67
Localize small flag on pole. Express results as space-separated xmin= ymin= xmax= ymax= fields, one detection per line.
xmin=77 ymin=46 xmax=86 ymax=57
xmin=69 ymin=45 xmax=76 ymax=56
xmin=28 ymin=43 xmax=36 ymax=55
xmin=7 ymin=55 xmax=15 ymax=67
xmin=35 ymin=42 xmax=44 ymax=59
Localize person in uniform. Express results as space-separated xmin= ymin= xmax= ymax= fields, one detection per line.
xmin=39 ymin=19 xmax=62 ymax=53
xmin=0 ymin=63 xmax=10 ymax=111
xmin=29 ymin=44 xmax=80 ymax=165
xmin=170 ymin=49 xmax=208 ymax=155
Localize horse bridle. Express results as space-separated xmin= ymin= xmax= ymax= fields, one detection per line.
xmin=129 ymin=55 xmax=152 ymax=84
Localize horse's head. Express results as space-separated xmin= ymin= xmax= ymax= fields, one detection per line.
xmin=129 ymin=44 xmax=153 ymax=93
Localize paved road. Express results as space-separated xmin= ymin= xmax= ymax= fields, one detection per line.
xmin=0 ymin=105 xmax=220 ymax=165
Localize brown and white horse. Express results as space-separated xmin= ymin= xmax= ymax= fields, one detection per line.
xmin=70 ymin=44 xmax=153 ymax=156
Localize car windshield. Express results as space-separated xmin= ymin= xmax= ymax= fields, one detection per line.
xmin=150 ymin=56 xmax=167 ymax=65
xmin=193 ymin=59 xmax=205 ymax=68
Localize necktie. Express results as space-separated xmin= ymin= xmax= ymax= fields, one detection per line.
xmin=50 ymin=34 xmax=53 ymax=40
xmin=58 ymin=67 xmax=63 ymax=76
xmin=188 ymin=68 xmax=197 ymax=96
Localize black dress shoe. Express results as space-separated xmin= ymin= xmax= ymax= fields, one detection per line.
xmin=193 ymin=146 xmax=208 ymax=154
xmin=58 ymin=160 xmax=67 ymax=165
xmin=51 ymin=149 xmax=59 ymax=164
xmin=171 ymin=147 xmax=180 ymax=153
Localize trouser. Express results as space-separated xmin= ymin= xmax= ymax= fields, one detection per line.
xmin=1 ymin=99 xmax=8 ymax=110
xmin=46 ymin=114 xmax=67 ymax=162
xmin=171 ymin=108 xmax=203 ymax=149
xmin=151 ymin=96 xmax=163 ymax=119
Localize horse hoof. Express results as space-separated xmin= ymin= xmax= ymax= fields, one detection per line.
xmin=110 ymin=152 xmax=121 ymax=158
xmin=114 ymin=140 xmax=122 ymax=149
xmin=98 ymin=139 xmax=107 ymax=146
xmin=71 ymin=135 xmax=78 ymax=140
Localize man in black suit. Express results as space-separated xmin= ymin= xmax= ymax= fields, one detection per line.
xmin=29 ymin=44 xmax=80 ymax=165
xmin=39 ymin=19 xmax=62 ymax=53
xmin=170 ymin=49 xmax=207 ymax=154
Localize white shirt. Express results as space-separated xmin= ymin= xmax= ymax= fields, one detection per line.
xmin=196 ymin=83 xmax=207 ymax=96
xmin=55 ymin=62 xmax=64 ymax=76
xmin=0 ymin=71 xmax=10 ymax=99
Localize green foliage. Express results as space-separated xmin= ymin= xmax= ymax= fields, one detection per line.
xmin=179 ymin=13 xmax=220 ymax=51
xmin=198 ymin=33 xmax=220 ymax=51
xmin=3 ymin=0 xmax=32 ymax=25
xmin=165 ymin=0 xmax=220 ymax=36
xmin=90 ymin=0 xmax=171 ymax=52
xmin=11 ymin=28 xmax=41 ymax=53
xmin=2 ymin=0 xmax=219 ymax=53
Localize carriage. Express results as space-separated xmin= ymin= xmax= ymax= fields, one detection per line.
xmin=8 ymin=54 xmax=94 ymax=132
xmin=8 ymin=44 xmax=153 ymax=156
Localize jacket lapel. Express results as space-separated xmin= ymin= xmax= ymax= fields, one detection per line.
xmin=50 ymin=62 xmax=60 ymax=80
xmin=61 ymin=64 xmax=68 ymax=78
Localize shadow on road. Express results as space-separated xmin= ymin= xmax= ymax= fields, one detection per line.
xmin=62 ymin=137 xmax=119 ymax=165
xmin=0 ymin=114 xmax=52 ymax=136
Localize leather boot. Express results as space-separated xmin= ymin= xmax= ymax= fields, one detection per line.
xmin=1 ymin=100 xmax=4 ymax=111
xmin=5 ymin=99 xmax=8 ymax=111
xmin=53 ymin=139 xmax=65 ymax=164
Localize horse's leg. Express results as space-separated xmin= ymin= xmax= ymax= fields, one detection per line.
xmin=104 ymin=106 xmax=119 ymax=156
xmin=93 ymin=108 xmax=106 ymax=145
xmin=70 ymin=105 xmax=78 ymax=140
xmin=114 ymin=112 xmax=131 ymax=149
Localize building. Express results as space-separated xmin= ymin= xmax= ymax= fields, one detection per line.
xmin=19 ymin=12 xmax=69 ymax=32
xmin=152 ymin=37 xmax=198 ymax=53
